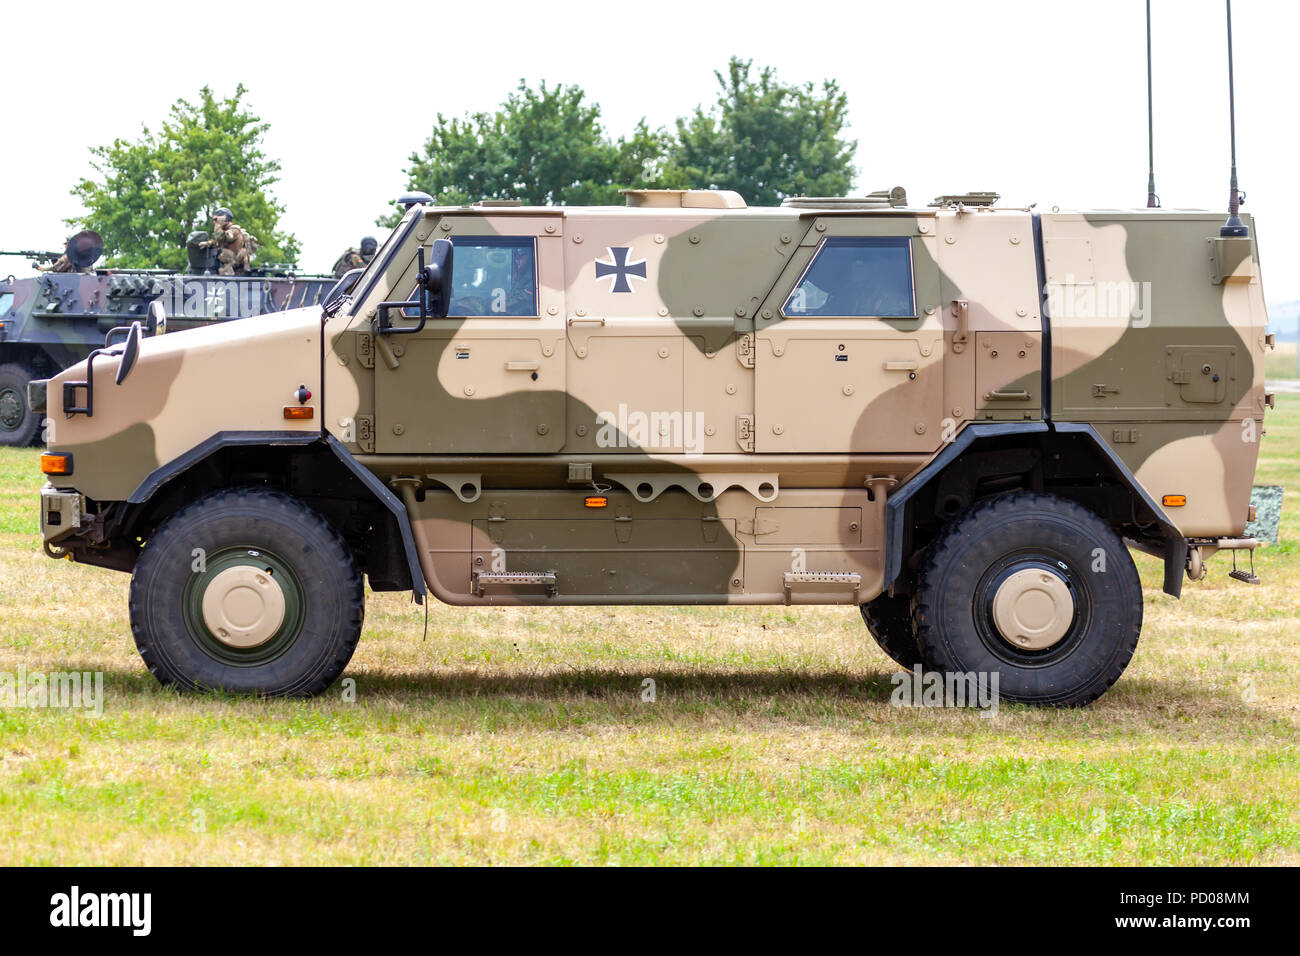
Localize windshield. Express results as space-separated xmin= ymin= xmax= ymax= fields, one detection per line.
xmin=344 ymin=208 xmax=425 ymax=315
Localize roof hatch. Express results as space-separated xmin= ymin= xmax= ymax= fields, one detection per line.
xmin=620 ymin=189 xmax=747 ymax=209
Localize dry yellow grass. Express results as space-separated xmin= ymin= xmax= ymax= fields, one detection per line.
xmin=1 ymin=401 xmax=1298 ymax=865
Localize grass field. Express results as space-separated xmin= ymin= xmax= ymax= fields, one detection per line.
xmin=2 ymin=403 xmax=1298 ymax=866
xmin=1265 ymin=340 xmax=1300 ymax=379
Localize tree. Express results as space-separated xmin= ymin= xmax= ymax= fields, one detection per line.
xmin=69 ymin=85 xmax=298 ymax=270
xmin=669 ymin=58 xmax=856 ymax=206
xmin=388 ymin=80 xmax=684 ymax=224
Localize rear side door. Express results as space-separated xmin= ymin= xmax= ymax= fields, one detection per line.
xmin=754 ymin=215 xmax=944 ymax=452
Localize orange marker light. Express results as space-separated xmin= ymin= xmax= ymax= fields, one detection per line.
xmin=584 ymin=496 xmax=608 ymax=508
xmin=283 ymin=406 xmax=315 ymax=420
xmin=40 ymin=453 xmax=73 ymax=476
xmin=1162 ymin=494 xmax=1187 ymax=507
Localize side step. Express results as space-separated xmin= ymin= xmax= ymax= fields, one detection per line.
xmin=473 ymin=570 xmax=558 ymax=598
xmin=783 ymin=571 xmax=862 ymax=605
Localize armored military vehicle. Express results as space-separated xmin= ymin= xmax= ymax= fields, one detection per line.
xmin=0 ymin=236 xmax=335 ymax=445
xmin=32 ymin=188 xmax=1272 ymax=704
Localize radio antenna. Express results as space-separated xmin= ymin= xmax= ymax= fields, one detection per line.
xmin=1146 ymin=0 xmax=1159 ymax=207
xmin=1220 ymin=0 xmax=1248 ymax=237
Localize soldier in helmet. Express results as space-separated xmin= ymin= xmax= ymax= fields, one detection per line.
xmin=199 ymin=208 xmax=254 ymax=276
xmin=36 ymin=230 xmax=103 ymax=274
xmin=332 ymin=236 xmax=379 ymax=277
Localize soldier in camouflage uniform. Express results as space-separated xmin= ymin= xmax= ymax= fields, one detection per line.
xmin=200 ymin=208 xmax=253 ymax=276
xmin=34 ymin=230 xmax=103 ymax=275
xmin=37 ymin=254 xmax=80 ymax=274
xmin=332 ymin=236 xmax=378 ymax=278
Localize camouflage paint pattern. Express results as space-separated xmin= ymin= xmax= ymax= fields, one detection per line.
xmin=41 ymin=192 xmax=1271 ymax=607
xmin=0 ymin=268 xmax=336 ymax=443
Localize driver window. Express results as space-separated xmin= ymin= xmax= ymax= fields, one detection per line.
xmin=408 ymin=236 xmax=537 ymax=317
xmin=782 ymin=236 xmax=915 ymax=318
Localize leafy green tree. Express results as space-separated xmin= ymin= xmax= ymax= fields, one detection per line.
xmin=669 ymin=58 xmax=856 ymax=205
xmin=70 ymin=85 xmax=298 ymax=269
xmin=388 ymin=80 xmax=684 ymax=224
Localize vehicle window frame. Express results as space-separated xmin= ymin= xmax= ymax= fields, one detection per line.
xmin=405 ymin=235 xmax=540 ymax=319
xmin=346 ymin=210 xmax=421 ymax=317
xmin=779 ymin=235 xmax=917 ymax=319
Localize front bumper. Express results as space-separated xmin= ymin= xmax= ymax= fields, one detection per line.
xmin=41 ymin=484 xmax=84 ymax=544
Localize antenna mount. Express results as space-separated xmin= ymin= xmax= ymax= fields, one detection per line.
xmin=1220 ymin=0 xmax=1249 ymax=238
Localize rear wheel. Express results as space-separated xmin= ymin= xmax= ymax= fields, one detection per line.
xmin=129 ymin=488 xmax=364 ymax=697
xmin=0 ymin=363 xmax=40 ymax=446
xmin=860 ymin=593 xmax=922 ymax=669
xmin=912 ymin=492 xmax=1142 ymax=706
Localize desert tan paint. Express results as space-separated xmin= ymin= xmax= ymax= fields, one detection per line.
xmin=43 ymin=198 xmax=1270 ymax=605
xmin=48 ymin=311 xmax=322 ymax=502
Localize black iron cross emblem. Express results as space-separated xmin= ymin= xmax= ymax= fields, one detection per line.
xmin=594 ymin=246 xmax=648 ymax=293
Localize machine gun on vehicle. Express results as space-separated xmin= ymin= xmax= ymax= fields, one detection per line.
xmin=0 ymin=249 xmax=62 ymax=269
xmin=0 ymin=231 xmax=104 ymax=273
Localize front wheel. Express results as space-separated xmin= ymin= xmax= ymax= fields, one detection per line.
xmin=129 ymin=488 xmax=364 ymax=696
xmin=912 ymin=492 xmax=1142 ymax=706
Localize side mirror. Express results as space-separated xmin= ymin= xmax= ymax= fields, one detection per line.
xmin=375 ymin=237 xmax=453 ymax=335
xmin=146 ymin=300 xmax=167 ymax=337
xmin=421 ymin=238 xmax=454 ymax=319
xmin=115 ymin=322 xmax=142 ymax=385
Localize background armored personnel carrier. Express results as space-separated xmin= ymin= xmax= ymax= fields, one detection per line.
xmin=34 ymin=188 xmax=1273 ymax=705
xmin=0 ymin=237 xmax=335 ymax=445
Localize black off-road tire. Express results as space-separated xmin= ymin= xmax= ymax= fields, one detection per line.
xmin=912 ymin=492 xmax=1142 ymax=706
xmin=0 ymin=363 xmax=40 ymax=447
xmin=860 ymin=593 xmax=923 ymax=669
xmin=129 ymin=488 xmax=364 ymax=697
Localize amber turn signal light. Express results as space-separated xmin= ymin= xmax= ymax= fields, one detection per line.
xmin=40 ymin=453 xmax=73 ymax=476
xmin=283 ymin=406 xmax=315 ymax=420
xmin=1162 ymin=494 xmax=1187 ymax=507
xmin=584 ymin=496 xmax=608 ymax=508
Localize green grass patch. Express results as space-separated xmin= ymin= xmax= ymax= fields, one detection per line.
xmin=1 ymin=397 xmax=1298 ymax=865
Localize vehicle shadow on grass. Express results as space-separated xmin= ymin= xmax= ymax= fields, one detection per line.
xmin=69 ymin=662 xmax=1298 ymax=737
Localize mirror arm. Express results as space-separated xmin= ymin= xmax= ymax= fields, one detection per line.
xmin=375 ymin=246 xmax=431 ymax=336
xmin=63 ymin=346 xmax=121 ymax=418
xmin=375 ymin=299 xmax=429 ymax=336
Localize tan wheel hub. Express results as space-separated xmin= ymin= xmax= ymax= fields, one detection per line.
xmin=201 ymin=565 xmax=286 ymax=649
xmin=991 ymin=568 xmax=1074 ymax=650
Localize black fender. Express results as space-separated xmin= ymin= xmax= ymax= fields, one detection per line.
xmin=125 ymin=430 xmax=427 ymax=602
xmin=884 ymin=422 xmax=1186 ymax=598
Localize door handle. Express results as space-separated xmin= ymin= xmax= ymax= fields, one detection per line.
xmin=984 ymin=387 xmax=1031 ymax=401
xmin=883 ymin=360 xmax=919 ymax=371
xmin=951 ymin=299 xmax=969 ymax=353
xmin=568 ymin=316 xmax=606 ymax=327
xmin=505 ymin=361 xmax=540 ymax=371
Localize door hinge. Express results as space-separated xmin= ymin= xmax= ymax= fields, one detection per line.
xmin=735 ymin=333 xmax=755 ymax=368
xmin=356 ymin=414 xmax=374 ymax=452
xmin=1111 ymin=428 xmax=1141 ymax=443
xmin=735 ymin=415 xmax=754 ymax=451
xmin=356 ymin=332 xmax=375 ymax=369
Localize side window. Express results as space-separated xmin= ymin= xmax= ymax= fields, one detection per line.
xmin=440 ymin=236 xmax=540 ymax=316
xmin=404 ymin=236 xmax=538 ymax=317
xmin=782 ymin=236 xmax=915 ymax=318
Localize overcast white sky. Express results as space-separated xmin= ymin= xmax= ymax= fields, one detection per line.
xmin=1 ymin=0 xmax=1296 ymax=305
